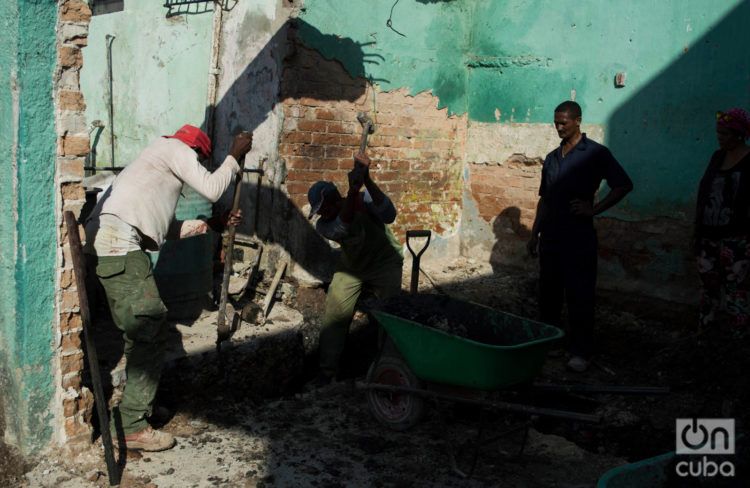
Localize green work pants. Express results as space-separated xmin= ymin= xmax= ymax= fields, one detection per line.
xmin=93 ymin=251 xmax=168 ymax=435
xmin=319 ymin=261 xmax=403 ymax=376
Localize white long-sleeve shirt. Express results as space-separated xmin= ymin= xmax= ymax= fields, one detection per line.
xmin=87 ymin=137 xmax=239 ymax=250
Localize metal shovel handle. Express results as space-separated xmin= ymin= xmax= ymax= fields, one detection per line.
xmin=406 ymin=230 xmax=431 ymax=294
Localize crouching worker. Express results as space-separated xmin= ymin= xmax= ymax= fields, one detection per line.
xmin=306 ymin=153 xmax=403 ymax=389
xmin=84 ymin=125 xmax=253 ymax=451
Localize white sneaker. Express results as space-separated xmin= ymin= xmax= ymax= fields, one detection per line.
xmin=567 ymin=355 xmax=590 ymax=373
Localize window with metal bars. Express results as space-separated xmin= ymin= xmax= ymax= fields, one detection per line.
xmin=92 ymin=0 xmax=124 ymax=15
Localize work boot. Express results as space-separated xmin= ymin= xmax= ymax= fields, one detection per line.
xmin=119 ymin=426 xmax=176 ymax=452
xmin=566 ymin=355 xmax=590 ymax=373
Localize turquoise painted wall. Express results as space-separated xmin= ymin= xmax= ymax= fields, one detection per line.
xmin=0 ymin=0 xmax=58 ymax=453
xmin=299 ymin=0 xmax=474 ymax=114
xmin=81 ymin=0 xmax=214 ymax=166
xmin=299 ymin=0 xmax=750 ymax=217
xmin=0 ymin=0 xmax=21 ymax=430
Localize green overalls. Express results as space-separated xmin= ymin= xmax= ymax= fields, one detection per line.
xmin=319 ymin=210 xmax=403 ymax=376
xmin=92 ymin=251 xmax=168 ymax=435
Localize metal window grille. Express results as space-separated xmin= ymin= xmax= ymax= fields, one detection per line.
xmin=92 ymin=0 xmax=124 ymax=15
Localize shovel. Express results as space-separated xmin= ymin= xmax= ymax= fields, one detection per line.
xmin=406 ymin=230 xmax=431 ymax=294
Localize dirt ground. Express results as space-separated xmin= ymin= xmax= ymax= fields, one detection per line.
xmin=0 ymin=388 xmax=29 ymax=487
xmin=7 ymin=256 xmax=750 ymax=486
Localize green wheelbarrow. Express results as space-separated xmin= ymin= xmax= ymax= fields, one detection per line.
xmin=360 ymin=293 xmax=576 ymax=431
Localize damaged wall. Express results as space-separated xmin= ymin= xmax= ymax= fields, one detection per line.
xmin=0 ymin=0 xmax=59 ymax=454
xmin=462 ymin=0 xmax=749 ymax=301
xmin=297 ymin=0 xmax=749 ymax=302
xmin=56 ymin=0 xmax=94 ymax=448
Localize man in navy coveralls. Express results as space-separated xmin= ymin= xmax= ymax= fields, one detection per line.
xmin=527 ymin=101 xmax=633 ymax=372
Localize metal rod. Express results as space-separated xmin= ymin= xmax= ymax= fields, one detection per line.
xmin=84 ymin=166 xmax=125 ymax=172
xmin=105 ymin=35 xmax=116 ymax=169
xmin=64 ymin=212 xmax=120 ymax=486
xmin=216 ymin=154 xmax=246 ymax=343
xmin=262 ymin=261 xmax=287 ymax=319
xmin=531 ymin=383 xmax=670 ymax=395
xmin=357 ymin=382 xmax=601 ymax=423
xmin=204 ymin=1 xmax=223 ymax=167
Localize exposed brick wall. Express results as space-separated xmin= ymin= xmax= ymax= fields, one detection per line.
xmin=55 ymin=0 xmax=93 ymax=447
xmin=466 ymin=152 xmax=696 ymax=302
xmin=280 ymin=41 xmax=466 ymax=241
xmin=469 ymin=156 xmax=542 ymax=235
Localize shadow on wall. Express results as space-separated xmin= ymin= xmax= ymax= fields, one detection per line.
xmin=203 ymin=18 xmax=377 ymax=283
xmin=490 ymin=206 xmax=531 ymax=275
xmin=607 ymin=0 xmax=750 ymax=220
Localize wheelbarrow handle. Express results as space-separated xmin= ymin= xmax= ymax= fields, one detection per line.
xmin=406 ymin=229 xmax=431 ymax=294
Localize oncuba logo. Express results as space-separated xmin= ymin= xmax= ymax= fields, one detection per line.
xmin=675 ymin=418 xmax=735 ymax=478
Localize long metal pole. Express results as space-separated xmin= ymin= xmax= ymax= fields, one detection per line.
xmin=105 ymin=35 xmax=116 ymax=169
xmin=64 ymin=212 xmax=120 ymax=486
xmin=357 ymin=382 xmax=601 ymax=423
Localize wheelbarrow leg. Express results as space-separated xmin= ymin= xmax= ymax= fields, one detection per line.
xmin=406 ymin=230 xmax=431 ymax=294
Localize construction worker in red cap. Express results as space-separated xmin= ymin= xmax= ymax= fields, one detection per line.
xmin=84 ymin=125 xmax=253 ymax=451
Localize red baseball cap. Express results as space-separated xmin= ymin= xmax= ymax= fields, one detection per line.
xmin=165 ymin=124 xmax=212 ymax=158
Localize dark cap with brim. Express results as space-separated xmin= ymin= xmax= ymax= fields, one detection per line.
xmin=307 ymin=181 xmax=337 ymax=219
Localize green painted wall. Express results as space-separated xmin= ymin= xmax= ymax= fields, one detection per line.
xmin=0 ymin=0 xmax=58 ymax=454
xmin=81 ymin=0 xmax=214 ymax=166
xmin=298 ymin=0 xmax=474 ymax=114
xmin=299 ymin=0 xmax=750 ymax=217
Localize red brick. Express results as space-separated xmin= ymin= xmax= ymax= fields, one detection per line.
xmin=284 ymin=131 xmax=313 ymax=144
xmin=297 ymin=120 xmax=327 ymax=132
xmin=298 ymin=97 xmax=325 ymax=107
xmin=286 ymin=181 xmax=309 ymax=195
xmin=283 ymin=105 xmax=306 ymax=118
xmin=339 ymin=134 xmax=361 ymax=146
xmin=314 ymin=108 xmax=335 ymax=120
xmin=61 ymin=182 xmax=84 ymax=201
xmin=286 ymin=157 xmax=312 ymax=170
xmin=63 ymin=397 xmax=77 ymax=417
xmin=287 ymin=171 xmax=320 ymax=182
xmin=58 ymin=157 xmax=84 ymax=179
xmin=64 ymin=414 xmax=90 ymax=439
xmin=312 ymin=158 xmax=341 ymax=171
xmin=62 ymin=372 xmax=81 ymax=390
xmin=61 ymin=135 xmax=89 ymax=156
xmin=60 ymin=268 xmax=75 ymax=289
xmin=60 ymin=288 xmax=79 ymax=312
xmin=312 ymin=133 xmax=341 ymax=145
xmin=326 ymin=122 xmax=355 ymax=134
xmin=58 ymin=46 xmax=82 ymax=69
xmin=58 ymin=90 xmax=86 ymax=111
xmin=61 ymin=352 xmax=84 ymax=376
xmin=60 ymin=312 xmax=83 ymax=332
xmin=325 ymin=146 xmax=354 ymax=159
xmin=61 ymin=332 xmax=82 ymax=354
xmin=298 ymin=145 xmax=324 ymax=158
xmin=60 ymin=0 xmax=92 ymax=22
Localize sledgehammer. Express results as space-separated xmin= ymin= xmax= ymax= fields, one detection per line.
xmin=356 ymin=112 xmax=375 ymax=155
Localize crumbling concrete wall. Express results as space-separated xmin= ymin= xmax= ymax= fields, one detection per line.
xmin=56 ymin=0 xmax=94 ymax=448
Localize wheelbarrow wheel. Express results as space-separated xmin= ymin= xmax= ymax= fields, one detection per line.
xmin=366 ymin=356 xmax=425 ymax=431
